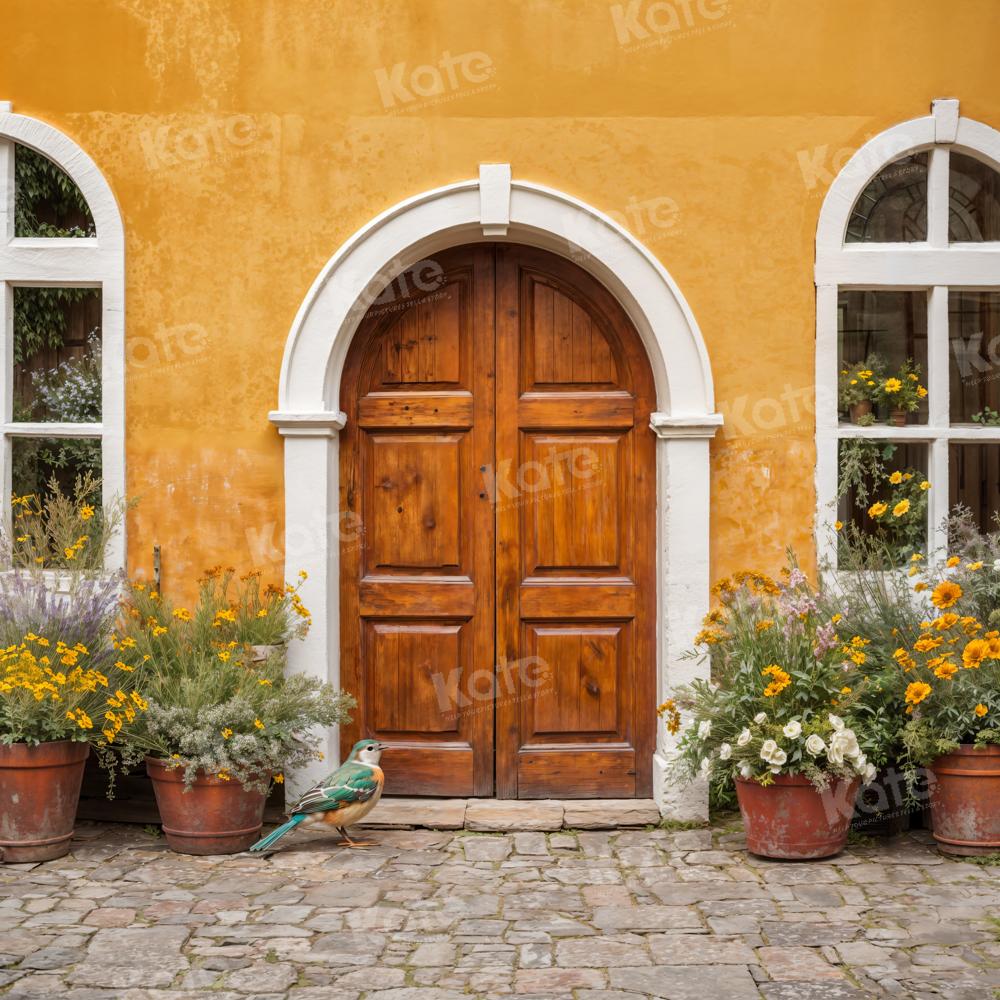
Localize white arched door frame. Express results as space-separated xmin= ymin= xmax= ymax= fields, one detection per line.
xmin=0 ymin=105 xmax=126 ymax=568
xmin=271 ymin=166 xmax=722 ymax=815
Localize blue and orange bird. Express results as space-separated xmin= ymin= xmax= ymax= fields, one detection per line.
xmin=249 ymin=739 xmax=386 ymax=852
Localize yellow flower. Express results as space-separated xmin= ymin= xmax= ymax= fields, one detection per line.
xmin=258 ymin=678 xmax=272 ymax=686
xmin=967 ymin=561 xmax=984 ymax=571
xmin=931 ymin=581 xmax=963 ymax=609
xmin=217 ymin=770 xmax=231 ymax=781
xmin=63 ymin=547 xmax=76 ymax=560
xmin=963 ymin=639 xmax=989 ymax=669
xmin=79 ymin=505 xmax=95 ymax=520
xmin=755 ymin=619 xmax=775 ymax=633
xmin=221 ymin=727 xmax=233 ymax=739
xmin=914 ymin=635 xmax=942 ymax=653
xmin=889 ymin=471 xmax=903 ymax=485
xmin=761 ymin=664 xmax=791 ymax=697
xmin=273 ymin=773 xmax=284 ymax=784
xmin=868 ymin=502 xmax=888 ymax=518
xmin=975 ymin=704 xmax=989 ymax=718
xmin=946 ymin=556 xmax=960 ymax=568
xmin=256 ymin=609 xmax=267 ymax=618
xmin=919 ymin=481 xmax=931 ymax=491
xmin=905 ymin=681 xmax=932 ymax=707
xmin=841 ymin=686 xmax=852 ymax=695
xmin=883 ymin=378 xmax=903 ymax=393
xmin=933 ymin=613 xmax=960 ymax=631
xmin=152 ymin=625 xmax=167 ymax=637
xmin=914 ymin=582 xmax=928 ymax=592
xmin=217 ymin=651 xmax=231 ymax=662
xmin=254 ymin=718 xmax=264 ymax=730
xmin=933 ymin=661 xmax=958 ymax=680
xmin=917 ymin=386 xmax=928 ymax=398
xmin=892 ymin=499 xmax=910 ymax=517
xmin=831 ymin=613 xmax=843 ymax=624
xmin=172 ymin=608 xmax=192 ymax=621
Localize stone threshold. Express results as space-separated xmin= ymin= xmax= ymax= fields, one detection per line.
xmin=358 ymin=797 xmax=662 ymax=831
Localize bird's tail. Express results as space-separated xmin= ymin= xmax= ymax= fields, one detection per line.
xmin=248 ymin=815 xmax=303 ymax=852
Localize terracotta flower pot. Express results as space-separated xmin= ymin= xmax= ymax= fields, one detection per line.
xmin=146 ymin=757 xmax=269 ymax=855
xmin=928 ymin=745 xmax=1000 ymax=856
xmin=889 ymin=408 xmax=908 ymax=427
xmin=736 ymin=773 xmax=860 ymax=860
xmin=848 ymin=400 xmax=872 ymax=423
xmin=0 ymin=740 xmax=90 ymax=863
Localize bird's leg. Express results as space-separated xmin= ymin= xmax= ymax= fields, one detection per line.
xmin=337 ymin=826 xmax=376 ymax=849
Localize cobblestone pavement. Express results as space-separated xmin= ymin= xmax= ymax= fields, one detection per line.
xmin=1 ymin=821 xmax=999 ymax=1000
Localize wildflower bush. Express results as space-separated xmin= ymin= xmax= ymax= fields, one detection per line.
xmin=0 ymin=573 xmax=144 ymax=746
xmin=894 ymin=533 xmax=1000 ymax=768
xmin=6 ymin=473 xmax=128 ymax=571
xmin=665 ymin=564 xmax=875 ymax=800
xmin=115 ymin=569 xmax=354 ymax=791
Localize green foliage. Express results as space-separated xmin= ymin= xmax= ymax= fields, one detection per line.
xmin=13 ymin=287 xmax=99 ymax=364
xmin=875 ymin=358 xmax=927 ymax=413
xmin=972 ymin=406 xmax=1000 ymax=426
xmin=838 ymin=355 xmax=885 ymax=410
xmin=14 ymin=144 xmax=93 ymax=238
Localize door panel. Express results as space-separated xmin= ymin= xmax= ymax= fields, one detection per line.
xmin=495 ymin=245 xmax=656 ymax=798
xmin=341 ymin=243 xmax=655 ymax=799
xmin=340 ymin=246 xmax=496 ymax=796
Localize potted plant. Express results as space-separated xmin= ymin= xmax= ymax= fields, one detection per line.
xmin=838 ymin=357 xmax=884 ymax=423
xmin=875 ymin=360 xmax=927 ymax=426
xmin=896 ymin=519 xmax=1000 ymax=855
xmin=0 ymin=570 xmax=141 ymax=862
xmin=116 ymin=569 xmax=354 ymax=855
xmin=666 ymin=564 xmax=875 ymax=860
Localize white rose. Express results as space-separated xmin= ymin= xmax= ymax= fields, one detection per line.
xmin=754 ymin=712 xmax=768 ymax=724
xmin=770 ymin=748 xmax=787 ymax=766
xmin=760 ymin=739 xmax=779 ymax=762
xmin=827 ymin=743 xmax=844 ymax=766
xmin=719 ymin=743 xmax=732 ymax=761
xmin=739 ymin=763 xmax=753 ymax=778
xmin=828 ymin=713 xmax=845 ymax=731
xmin=831 ymin=730 xmax=860 ymax=760
xmin=700 ymin=757 xmax=712 ymax=776
xmin=698 ymin=720 xmax=712 ymax=739
xmin=770 ymin=765 xmax=782 ymax=774
xmin=862 ymin=762 xmax=877 ymax=783
xmin=737 ymin=728 xmax=752 ymax=746
xmin=805 ymin=734 xmax=826 ymax=756
xmin=782 ymin=720 xmax=803 ymax=739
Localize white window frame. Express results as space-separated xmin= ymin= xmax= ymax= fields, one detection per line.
xmin=0 ymin=104 xmax=125 ymax=569
xmin=816 ymin=99 xmax=1000 ymax=571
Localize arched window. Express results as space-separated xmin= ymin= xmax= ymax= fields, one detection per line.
xmin=0 ymin=105 xmax=124 ymax=568
xmin=816 ymin=99 xmax=1000 ymax=569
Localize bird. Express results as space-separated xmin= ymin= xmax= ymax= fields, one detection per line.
xmin=249 ymin=739 xmax=386 ymax=853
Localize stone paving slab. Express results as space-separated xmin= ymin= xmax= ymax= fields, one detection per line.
xmin=361 ymin=799 xmax=664 ymax=832
xmin=0 ymin=821 xmax=998 ymax=999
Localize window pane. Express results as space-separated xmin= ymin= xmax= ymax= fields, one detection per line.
xmin=11 ymin=436 xmax=102 ymax=503
xmin=12 ymin=287 xmax=102 ymax=423
xmin=838 ymin=290 xmax=928 ymax=425
xmin=837 ymin=440 xmax=928 ymax=566
xmin=14 ymin=143 xmax=95 ymax=238
xmin=846 ymin=152 xmax=928 ymax=243
xmin=949 ymin=444 xmax=1000 ymax=532
xmin=949 ymin=152 xmax=1000 ymax=242
xmin=949 ymin=291 xmax=1000 ymax=424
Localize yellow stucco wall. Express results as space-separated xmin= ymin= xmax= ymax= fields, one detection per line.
xmin=3 ymin=0 xmax=999 ymax=596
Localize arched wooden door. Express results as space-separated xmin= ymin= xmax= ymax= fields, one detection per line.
xmin=339 ymin=244 xmax=656 ymax=799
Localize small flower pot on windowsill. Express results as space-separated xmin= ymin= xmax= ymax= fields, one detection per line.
xmin=848 ymin=400 xmax=873 ymax=423
xmin=0 ymin=741 xmax=90 ymax=863
xmin=889 ymin=409 xmax=909 ymax=427
xmin=736 ymin=774 xmax=860 ymax=860
xmin=146 ymin=757 xmax=269 ymax=855
xmin=928 ymin=745 xmax=1000 ymax=856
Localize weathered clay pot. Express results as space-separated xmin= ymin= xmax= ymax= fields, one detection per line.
xmin=736 ymin=774 xmax=860 ymax=860
xmin=146 ymin=757 xmax=269 ymax=855
xmin=848 ymin=400 xmax=873 ymax=423
xmin=0 ymin=740 xmax=90 ymax=863
xmin=889 ymin=408 xmax=908 ymax=427
xmin=928 ymin=745 xmax=1000 ymax=856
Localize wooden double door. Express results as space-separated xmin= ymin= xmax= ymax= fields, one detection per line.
xmin=339 ymin=244 xmax=655 ymax=798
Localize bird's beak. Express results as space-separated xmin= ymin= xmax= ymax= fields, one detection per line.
xmin=377 ymin=743 xmax=389 ymax=751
